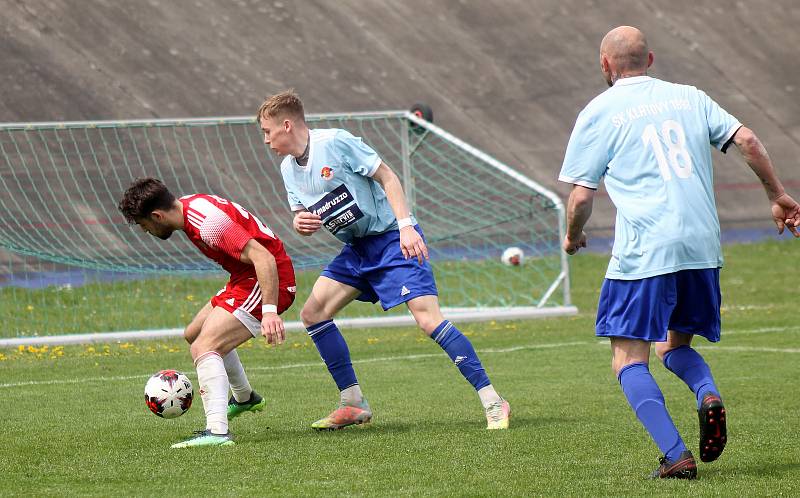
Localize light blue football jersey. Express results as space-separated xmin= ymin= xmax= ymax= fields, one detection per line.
xmin=559 ymin=76 xmax=741 ymax=280
xmin=280 ymin=128 xmax=414 ymax=244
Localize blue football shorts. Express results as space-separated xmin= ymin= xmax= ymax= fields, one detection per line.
xmin=595 ymin=268 xmax=721 ymax=343
xmin=321 ymin=225 xmax=438 ymax=310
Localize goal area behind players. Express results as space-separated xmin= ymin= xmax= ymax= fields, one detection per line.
xmin=0 ymin=109 xmax=575 ymax=345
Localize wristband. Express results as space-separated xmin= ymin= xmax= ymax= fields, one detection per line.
xmin=261 ymin=304 xmax=277 ymax=314
xmin=397 ymin=217 xmax=413 ymax=229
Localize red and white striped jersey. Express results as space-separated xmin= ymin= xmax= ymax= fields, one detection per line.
xmin=180 ymin=194 xmax=295 ymax=287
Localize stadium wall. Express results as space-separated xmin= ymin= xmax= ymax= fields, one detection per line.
xmin=2 ymin=0 xmax=798 ymax=233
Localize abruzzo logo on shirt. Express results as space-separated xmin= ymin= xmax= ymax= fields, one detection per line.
xmin=308 ymin=184 xmax=364 ymax=235
xmin=320 ymin=166 xmax=334 ymax=180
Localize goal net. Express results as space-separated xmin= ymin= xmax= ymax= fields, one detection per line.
xmin=0 ymin=111 xmax=575 ymax=345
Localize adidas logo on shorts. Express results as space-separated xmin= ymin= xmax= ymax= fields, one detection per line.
xmin=400 ymin=285 xmax=410 ymax=296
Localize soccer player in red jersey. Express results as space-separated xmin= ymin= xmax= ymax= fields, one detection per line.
xmin=118 ymin=177 xmax=296 ymax=448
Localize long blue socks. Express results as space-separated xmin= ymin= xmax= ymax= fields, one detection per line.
xmin=307 ymin=320 xmax=358 ymax=390
xmin=663 ymin=345 xmax=720 ymax=408
xmin=430 ymin=320 xmax=491 ymax=391
xmin=618 ymin=362 xmax=687 ymax=461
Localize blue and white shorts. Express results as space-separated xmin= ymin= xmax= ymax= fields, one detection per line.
xmin=595 ymin=268 xmax=721 ymax=343
xmin=321 ymin=225 xmax=438 ymax=310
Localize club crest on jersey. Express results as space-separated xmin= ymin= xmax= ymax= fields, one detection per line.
xmin=320 ymin=166 xmax=334 ymax=180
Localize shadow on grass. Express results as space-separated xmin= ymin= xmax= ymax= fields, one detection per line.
xmin=241 ymin=414 xmax=573 ymax=443
xmin=702 ymin=461 xmax=800 ymax=478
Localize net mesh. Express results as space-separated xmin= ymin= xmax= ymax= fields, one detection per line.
xmin=0 ymin=112 xmax=568 ymax=338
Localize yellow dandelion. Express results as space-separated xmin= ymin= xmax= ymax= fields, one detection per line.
xmin=26 ymin=305 xmax=34 ymax=312
xmin=367 ymin=337 xmax=379 ymax=344
xmin=186 ymin=294 xmax=195 ymax=301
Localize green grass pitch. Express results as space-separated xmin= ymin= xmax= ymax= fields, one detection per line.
xmin=1 ymin=239 xmax=798 ymax=496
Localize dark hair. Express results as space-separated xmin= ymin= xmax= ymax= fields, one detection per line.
xmin=118 ymin=177 xmax=176 ymax=223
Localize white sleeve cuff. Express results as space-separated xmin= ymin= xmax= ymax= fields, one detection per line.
xmin=558 ymin=175 xmax=599 ymax=189
xmin=365 ymin=157 xmax=383 ymax=177
xmin=717 ymin=122 xmax=743 ymax=151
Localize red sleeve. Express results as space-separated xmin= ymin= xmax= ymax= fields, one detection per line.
xmin=199 ymin=210 xmax=252 ymax=259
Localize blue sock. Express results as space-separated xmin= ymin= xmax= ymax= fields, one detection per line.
xmin=618 ymin=363 xmax=687 ymax=461
xmin=431 ymin=320 xmax=490 ymax=391
xmin=307 ymin=320 xmax=358 ymax=391
xmin=663 ymin=345 xmax=720 ymax=409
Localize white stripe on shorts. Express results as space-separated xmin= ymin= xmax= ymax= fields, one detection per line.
xmin=241 ymin=282 xmax=262 ymax=313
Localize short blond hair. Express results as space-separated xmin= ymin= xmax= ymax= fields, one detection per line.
xmin=256 ymin=89 xmax=305 ymax=122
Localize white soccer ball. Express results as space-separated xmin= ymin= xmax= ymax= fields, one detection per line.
xmin=500 ymin=246 xmax=524 ymax=266
xmin=144 ymin=370 xmax=193 ymax=419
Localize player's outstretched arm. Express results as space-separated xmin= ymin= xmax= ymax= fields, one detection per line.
xmin=293 ymin=209 xmax=322 ymax=236
xmin=732 ymin=127 xmax=800 ymax=236
xmin=240 ymin=240 xmax=285 ymax=345
xmin=563 ymin=185 xmax=594 ymax=255
xmin=371 ymin=162 xmax=428 ymax=264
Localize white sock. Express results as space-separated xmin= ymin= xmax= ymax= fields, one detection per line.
xmin=477 ymin=385 xmax=502 ymax=409
xmin=196 ymin=351 xmax=229 ymax=435
xmin=340 ymin=384 xmax=364 ymax=406
xmin=223 ymin=349 xmax=252 ymax=403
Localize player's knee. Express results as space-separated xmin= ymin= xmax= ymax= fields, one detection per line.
xmin=611 ymin=357 xmax=621 ymax=376
xmin=183 ymin=326 xmax=198 ymax=345
xmin=189 ymin=340 xmax=207 ymax=362
xmin=190 ymin=337 xmax=226 ymax=362
xmin=611 ymin=357 xmax=628 ymax=377
xmin=411 ymin=312 xmax=441 ymax=336
xmin=654 ymin=343 xmax=670 ymax=362
xmin=300 ymin=303 xmax=326 ymax=327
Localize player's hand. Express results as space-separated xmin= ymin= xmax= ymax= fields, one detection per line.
xmin=563 ymin=232 xmax=587 ymax=255
xmin=294 ymin=211 xmax=322 ymax=236
xmin=260 ymin=312 xmax=285 ymax=346
xmin=771 ymin=193 xmax=800 ymax=237
xmin=399 ymin=226 xmax=429 ymax=264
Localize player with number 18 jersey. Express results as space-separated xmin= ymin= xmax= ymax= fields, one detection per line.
xmin=559 ymin=76 xmax=741 ymax=280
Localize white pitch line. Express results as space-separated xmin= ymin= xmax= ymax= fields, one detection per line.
xmin=695 ymin=345 xmax=800 ymax=354
xmin=724 ymin=326 xmax=799 ymax=336
xmin=3 ymin=337 xmax=796 ymax=390
xmin=0 ymin=341 xmax=590 ymax=390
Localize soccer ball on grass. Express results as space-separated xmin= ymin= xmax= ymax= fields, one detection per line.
xmin=500 ymin=246 xmax=524 ymax=266
xmin=144 ymin=370 xmax=193 ymax=419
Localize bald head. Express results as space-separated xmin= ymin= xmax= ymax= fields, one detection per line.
xmin=599 ymin=26 xmax=652 ymax=85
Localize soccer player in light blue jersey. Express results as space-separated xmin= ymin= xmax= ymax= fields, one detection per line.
xmin=257 ymin=90 xmax=510 ymax=430
xmin=559 ymin=26 xmax=800 ymax=479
